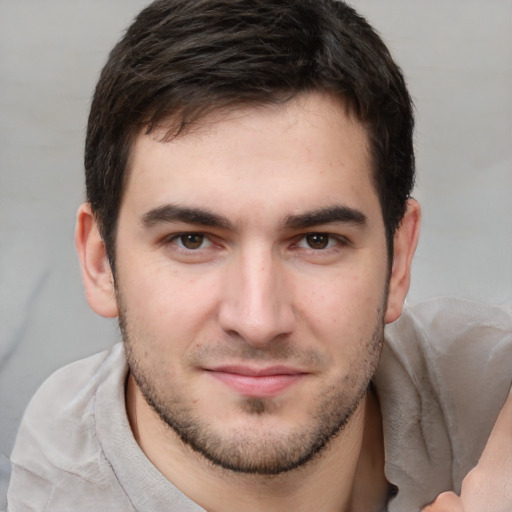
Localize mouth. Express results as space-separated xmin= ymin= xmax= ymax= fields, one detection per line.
xmin=204 ymin=365 xmax=308 ymax=398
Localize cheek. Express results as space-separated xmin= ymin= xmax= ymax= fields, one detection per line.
xmin=295 ymin=266 xmax=386 ymax=341
xmin=120 ymin=262 xmax=223 ymax=343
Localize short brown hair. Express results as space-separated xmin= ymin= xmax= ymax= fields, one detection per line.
xmin=85 ymin=0 xmax=415 ymax=267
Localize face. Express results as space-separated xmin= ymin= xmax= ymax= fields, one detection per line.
xmin=114 ymin=92 xmax=391 ymax=474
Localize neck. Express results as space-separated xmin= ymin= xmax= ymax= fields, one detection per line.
xmin=126 ymin=375 xmax=388 ymax=512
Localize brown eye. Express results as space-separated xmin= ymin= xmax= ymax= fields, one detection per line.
xmin=305 ymin=234 xmax=330 ymax=249
xmin=179 ymin=233 xmax=205 ymax=250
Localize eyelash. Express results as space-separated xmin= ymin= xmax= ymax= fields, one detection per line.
xmin=293 ymin=233 xmax=350 ymax=251
xmin=164 ymin=233 xmax=215 ymax=251
xmin=163 ymin=232 xmax=350 ymax=253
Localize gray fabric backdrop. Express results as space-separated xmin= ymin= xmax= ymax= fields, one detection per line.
xmin=1 ymin=0 xmax=511 ymax=504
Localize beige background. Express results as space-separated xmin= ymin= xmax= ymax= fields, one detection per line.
xmin=1 ymin=0 xmax=511 ymax=503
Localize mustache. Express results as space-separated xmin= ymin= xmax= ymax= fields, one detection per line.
xmin=185 ymin=338 xmax=328 ymax=369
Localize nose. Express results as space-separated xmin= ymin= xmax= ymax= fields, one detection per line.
xmin=218 ymin=248 xmax=295 ymax=347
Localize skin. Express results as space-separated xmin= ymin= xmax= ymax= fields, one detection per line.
xmin=76 ymin=92 xmax=421 ymax=511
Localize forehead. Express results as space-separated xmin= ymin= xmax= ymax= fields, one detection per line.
xmin=123 ymin=92 xmax=379 ymax=224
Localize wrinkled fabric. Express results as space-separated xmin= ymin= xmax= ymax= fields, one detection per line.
xmin=7 ymin=298 xmax=512 ymax=512
xmin=7 ymin=347 xmax=203 ymax=512
xmin=377 ymin=298 xmax=512 ymax=510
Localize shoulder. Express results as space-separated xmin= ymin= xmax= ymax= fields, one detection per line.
xmin=8 ymin=344 xmax=132 ymax=510
xmin=384 ymin=297 xmax=512 ymax=402
xmin=392 ymin=297 xmax=511 ymax=345
xmin=13 ymin=343 xmax=126 ymax=444
xmin=378 ymin=297 xmax=512 ymax=508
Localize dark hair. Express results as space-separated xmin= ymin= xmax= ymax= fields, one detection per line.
xmin=85 ymin=0 xmax=415 ymax=267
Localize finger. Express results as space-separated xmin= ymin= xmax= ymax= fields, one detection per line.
xmin=422 ymin=491 xmax=465 ymax=512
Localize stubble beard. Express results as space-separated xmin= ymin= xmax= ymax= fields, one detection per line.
xmin=120 ymin=303 xmax=385 ymax=477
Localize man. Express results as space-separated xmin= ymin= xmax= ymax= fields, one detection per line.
xmin=7 ymin=0 xmax=512 ymax=511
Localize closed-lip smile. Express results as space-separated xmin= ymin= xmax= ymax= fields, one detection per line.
xmin=204 ymin=365 xmax=308 ymax=397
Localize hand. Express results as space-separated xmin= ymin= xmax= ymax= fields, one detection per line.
xmin=423 ymin=384 xmax=512 ymax=512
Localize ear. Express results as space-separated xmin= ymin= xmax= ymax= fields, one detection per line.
xmin=384 ymin=199 xmax=421 ymax=324
xmin=75 ymin=203 xmax=119 ymax=318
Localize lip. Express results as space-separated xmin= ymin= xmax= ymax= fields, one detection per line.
xmin=204 ymin=365 xmax=308 ymax=398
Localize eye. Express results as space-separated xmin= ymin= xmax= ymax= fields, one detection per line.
xmin=174 ymin=233 xmax=212 ymax=250
xmin=298 ymin=233 xmax=340 ymax=250
xmin=304 ymin=233 xmax=331 ymax=250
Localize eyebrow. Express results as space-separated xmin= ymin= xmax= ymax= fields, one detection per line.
xmin=283 ymin=205 xmax=367 ymax=230
xmin=142 ymin=204 xmax=235 ymax=230
xmin=142 ymin=203 xmax=367 ymax=232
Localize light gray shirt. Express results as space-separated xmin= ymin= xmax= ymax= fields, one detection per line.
xmin=7 ymin=298 xmax=512 ymax=511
